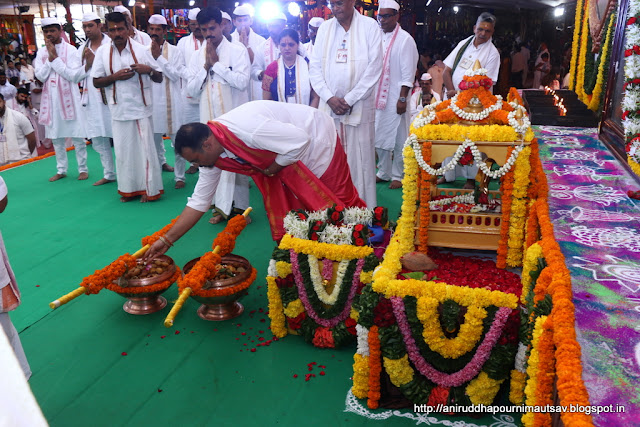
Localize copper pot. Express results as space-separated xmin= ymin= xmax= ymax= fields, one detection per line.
xmin=183 ymin=254 xmax=252 ymax=321
xmin=115 ymin=255 xmax=176 ymax=315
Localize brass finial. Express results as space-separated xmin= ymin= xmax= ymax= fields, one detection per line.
xmin=472 ymin=59 xmax=482 ymax=71
xmin=515 ymin=108 xmax=524 ymax=119
xmin=430 ymin=96 xmax=438 ymax=105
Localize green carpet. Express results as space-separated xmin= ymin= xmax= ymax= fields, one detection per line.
xmin=5 ymin=142 xmax=517 ymax=426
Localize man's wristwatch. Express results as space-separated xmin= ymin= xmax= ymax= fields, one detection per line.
xmin=399 ymin=97 xmax=407 ymax=102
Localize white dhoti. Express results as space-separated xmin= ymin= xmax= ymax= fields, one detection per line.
xmin=442 ymin=156 xmax=478 ymax=182
xmin=336 ymin=121 xmax=376 ymax=207
xmin=155 ymin=133 xmax=186 ymax=183
xmin=153 ymin=134 xmax=168 ymax=167
xmin=0 ymin=312 xmax=31 ymax=379
xmin=112 ymin=118 xmax=163 ymax=200
xmin=91 ymin=137 xmax=116 ymax=181
xmin=375 ymin=109 xmax=410 ymax=183
xmin=212 ymin=172 xmax=250 ymax=218
xmin=52 ymin=138 xmax=88 ymax=175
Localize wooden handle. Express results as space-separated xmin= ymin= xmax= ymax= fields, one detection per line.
xmin=164 ymin=287 xmax=192 ymax=328
xmin=49 ymin=287 xmax=86 ymax=309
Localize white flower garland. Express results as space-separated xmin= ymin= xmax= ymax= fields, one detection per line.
xmin=449 ymin=93 xmax=503 ymax=121
xmin=308 ymin=253 xmax=349 ymax=305
xmin=514 ymin=342 xmax=528 ymax=372
xmin=267 ymin=259 xmax=277 ymax=277
xmin=356 ymin=324 xmax=370 ymax=356
xmin=429 ymin=193 xmax=475 ymax=208
xmin=343 ymin=207 xmax=374 ymax=226
xmin=283 ymin=207 xmax=377 ymax=244
xmin=507 ymin=102 xmax=531 ymax=136
xmin=464 ymin=67 xmax=489 ymax=77
xmin=407 ymin=134 xmax=524 ymax=179
xmin=412 ymin=102 xmax=439 ymax=129
xmin=623 ymin=1 xmax=640 ymax=164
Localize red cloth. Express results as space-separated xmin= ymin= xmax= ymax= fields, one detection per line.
xmin=208 ymin=121 xmax=365 ymax=240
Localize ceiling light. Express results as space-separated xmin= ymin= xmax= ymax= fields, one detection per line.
xmin=437 ymin=6 xmax=442 ymax=12
xmin=453 ymin=6 xmax=459 ymax=13
xmin=287 ymin=2 xmax=300 ymax=16
xmin=128 ymin=0 xmax=135 ymax=7
xmin=554 ymin=7 xmax=564 ymax=17
xmin=426 ymin=0 xmax=432 ymax=5
xmin=189 ymin=0 xmax=195 ymax=6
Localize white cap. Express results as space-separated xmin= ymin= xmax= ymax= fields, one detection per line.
xmin=270 ymin=12 xmax=287 ymax=22
xmin=82 ymin=12 xmax=101 ymax=22
xmin=188 ymin=8 xmax=201 ymax=21
xmin=420 ymin=73 xmax=432 ymax=81
xmin=148 ymin=14 xmax=167 ymax=25
xmin=308 ymin=17 xmax=324 ymax=27
xmin=234 ymin=4 xmax=253 ymax=17
xmin=113 ymin=5 xmax=132 ymax=18
xmin=378 ymin=0 xmax=400 ymax=11
xmin=221 ymin=12 xmax=232 ymax=22
xmin=40 ymin=17 xmax=61 ymax=27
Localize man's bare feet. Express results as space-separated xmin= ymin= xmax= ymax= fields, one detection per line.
xmin=140 ymin=195 xmax=149 ymax=203
xmin=78 ymin=172 xmax=89 ymax=180
xmin=175 ymin=180 xmax=186 ymax=189
xmin=185 ymin=165 xmax=199 ymax=174
xmin=162 ymin=163 xmax=174 ymax=172
xmin=463 ymin=179 xmax=475 ymax=190
xmin=389 ymin=180 xmax=402 ymax=189
xmin=436 ymin=177 xmax=446 ymax=185
xmin=49 ymin=173 xmax=66 ymax=182
xmin=209 ymin=213 xmax=224 ymax=224
xmin=376 ymin=176 xmax=386 ymax=183
xmin=93 ymin=178 xmax=115 ymax=186
xmin=120 ymin=195 xmax=136 ymax=202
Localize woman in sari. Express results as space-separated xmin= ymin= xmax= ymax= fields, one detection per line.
xmin=262 ymin=29 xmax=319 ymax=106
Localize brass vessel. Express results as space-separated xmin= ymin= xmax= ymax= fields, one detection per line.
xmin=115 ymin=255 xmax=176 ymax=315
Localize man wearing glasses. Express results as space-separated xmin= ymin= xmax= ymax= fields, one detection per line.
xmin=309 ymin=0 xmax=382 ymax=207
xmin=373 ymin=0 xmax=418 ymax=190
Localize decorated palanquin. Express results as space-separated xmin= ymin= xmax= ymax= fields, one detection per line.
xmin=410 ymin=61 xmax=536 ymax=268
xmin=350 ymin=63 xmax=540 ymax=411
xmin=267 ymin=206 xmax=388 ymax=348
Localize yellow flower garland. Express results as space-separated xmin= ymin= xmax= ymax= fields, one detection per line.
xmin=417 ymin=297 xmax=488 ymax=359
xmin=411 ymin=123 xmax=535 ymax=143
xmin=267 ymin=277 xmax=288 ymax=337
xmin=509 ymin=370 xmax=527 ymax=404
xmin=569 ymin=0 xmax=584 ymax=91
xmin=521 ymin=242 xmax=543 ymax=304
xmin=383 ymin=355 xmax=414 ymax=387
xmin=466 ymin=372 xmax=505 ymax=405
xmin=279 ymin=234 xmax=373 ymax=261
xmin=629 ymin=156 xmax=640 ymax=177
xmin=275 ymin=261 xmax=292 ymax=278
xmin=352 ymin=354 xmax=370 ymax=398
xmin=283 ymin=299 xmax=305 ymax=318
xmin=588 ymin=10 xmax=616 ymax=111
xmin=350 ymin=307 xmax=360 ymax=323
xmin=506 ymin=145 xmax=532 ymax=267
xmin=576 ymin=0 xmax=591 ymax=102
xmin=522 ymin=315 xmax=547 ymax=427
xmin=360 ymin=271 xmax=373 ymax=285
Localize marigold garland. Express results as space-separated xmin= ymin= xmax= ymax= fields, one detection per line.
xmin=576 ymin=0 xmax=591 ymax=102
xmin=279 ymin=234 xmax=373 ymax=261
xmin=352 ymin=353 xmax=370 ymax=398
xmin=521 ymin=242 xmax=544 ymax=305
xmin=411 ymin=123 xmax=535 ymax=143
xmin=569 ymin=0 xmax=584 ymax=90
xmin=367 ymin=325 xmax=381 ymax=409
xmin=629 ymin=155 xmax=640 ymax=177
xmin=267 ymin=277 xmax=287 ymax=337
xmin=107 ymin=267 xmax=181 ymax=295
xmin=212 ymin=214 xmax=248 ymax=254
xmin=497 ymin=146 xmax=516 ymax=268
xmin=532 ymin=316 xmax=555 ymax=427
xmin=141 ymin=217 xmax=179 ymax=247
xmin=588 ymin=11 xmax=616 ymax=111
xmin=466 ymin=371 xmax=505 ymax=405
xmin=81 ymin=254 xmax=137 ymax=295
xmin=383 ymin=354 xmax=414 ymax=387
xmin=0 ymin=142 xmax=89 ymax=172
xmin=506 ymin=145 xmax=532 ymax=267
xmin=522 ymin=315 xmax=546 ymax=427
xmin=418 ymin=142 xmax=432 ymax=252
xmin=509 ymin=370 xmax=527 ymax=404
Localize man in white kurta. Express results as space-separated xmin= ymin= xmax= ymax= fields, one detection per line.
xmin=34 ymin=18 xmax=89 ymax=182
xmin=309 ymin=1 xmax=383 ymax=207
xmin=92 ymin=12 xmax=164 ymax=202
xmin=231 ymin=5 xmax=266 ymax=101
xmin=7 ymin=88 xmax=41 ymax=153
xmin=72 ymin=13 xmax=116 ymax=186
xmin=0 ymin=95 xmax=36 ymax=164
xmin=303 ymin=17 xmax=323 ymax=60
xmin=373 ymin=0 xmax=418 ymax=190
xmin=148 ymin=14 xmax=188 ymax=189
xmin=0 ymin=73 xmax=16 ymax=102
xmin=177 ymin=8 xmax=204 ymax=126
xmin=442 ymin=12 xmax=499 ymax=99
xmin=252 ymin=13 xmax=285 ymax=90
xmin=187 ymin=7 xmax=251 ymax=223
xmin=114 ymin=5 xmax=152 ymax=46
xmin=409 ymin=73 xmax=441 ymax=122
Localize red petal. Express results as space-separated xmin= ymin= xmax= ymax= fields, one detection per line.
xmin=121 ymin=352 xmax=128 ymax=356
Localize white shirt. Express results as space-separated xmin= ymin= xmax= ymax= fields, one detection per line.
xmin=0 ymin=82 xmax=16 ymax=101
xmin=443 ymin=35 xmax=500 ymax=89
xmin=133 ymin=29 xmax=152 ymax=46
xmin=177 ymin=34 xmax=204 ymax=105
xmin=152 ymin=41 xmax=185 ymax=135
xmin=0 ymin=108 xmax=34 ymax=163
xmin=186 ymin=38 xmax=250 ymax=122
xmin=252 ymin=37 xmax=279 ymax=83
xmin=19 ymin=64 xmax=35 ymax=83
xmin=91 ymin=39 xmax=161 ymax=121
xmin=187 ymin=101 xmax=337 ymax=212
xmin=231 ymin=28 xmax=266 ymax=101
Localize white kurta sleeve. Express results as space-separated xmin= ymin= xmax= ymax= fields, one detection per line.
xmin=309 ymin=24 xmax=334 ymax=102
xmin=186 ymin=53 xmax=207 ymax=99
xmin=90 ymin=45 xmax=108 ymax=79
xmin=49 ymin=46 xmax=83 ymax=83
xmin=186 ymin=166 xmax=222 ymax=212
xmin=64 ymin=46 xmax=90 ymax=84
xmin=211 ymin=46 xmax=250 ymax=90
xmin=34 ymin=49 xmax=52 ymax=82
xmin=343 ymin=21 xmax=383 ymax=107
xmin=399 ymin=36 xmax=419 ymax=89
xmin=156 ymin=48 xmax=185 ymax=83
xmin=141 ymin=49 xmax=162 ymax=72
xmin=251 ymin=39 xmax=266 ymax=81
xmin=485 ymin=49 xmax=500 ymax=83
